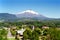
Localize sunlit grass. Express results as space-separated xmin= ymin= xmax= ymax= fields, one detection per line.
xmin=8 ymin=37 xmax=15 ymax=40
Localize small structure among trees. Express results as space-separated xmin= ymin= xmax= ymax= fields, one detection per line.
xmin=42 ymin=25 xmax=49 ymax=29
xmin=15 ymin=28 xmax=25 ymax=40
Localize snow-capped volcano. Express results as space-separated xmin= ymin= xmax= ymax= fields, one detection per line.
xmin=16 ymin=10 xmax=39 ymax=18
xmin=16 ymin=10 xmax=49 ymax=20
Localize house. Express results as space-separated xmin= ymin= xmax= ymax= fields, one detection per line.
xmin=42 ymin=25 xmax=49 ymax=29
xmin=16 ymin=28 xmax=25 ymax=40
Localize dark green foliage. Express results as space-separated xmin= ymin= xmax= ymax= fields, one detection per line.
xmin=0 ymin=20 xmax=60 ymax=28
xmin=31 ymin=28 xmax=41 ymax=40
xmin=23 ymin=28 xmax=32 ymax=40
xmin=16 ymin=26 xmax=22 ymax=30
xmin=0 ymin=20 xmax=60 ymax=40
xmin=10 ymin=28 xmax=16 ymax=36
xmin=23 ymin=28 xmax=41 ymax=40
xmin=43 ymin=29 xmax=49 ymax=36
xmin=0 ymin=29 xmax=8 ymax=40
xmin=48 ymin=28 xmax=60 ymax=40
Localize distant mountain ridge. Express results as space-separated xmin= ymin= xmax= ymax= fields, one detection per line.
xmin=0 ymin=13 xmax=17 ymax=22
xmin=0 ymin=10 xmax=60 ymax=22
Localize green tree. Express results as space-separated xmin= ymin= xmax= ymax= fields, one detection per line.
xmin=0 ymin=29 xmax=8 ymax=40
xmin=31 ymin=28 xmax=41 ymax=40
xmin=48 ymin=28 xmax=60 ymax=40
xmin=23 ymin=28 xmax=32 ymax=40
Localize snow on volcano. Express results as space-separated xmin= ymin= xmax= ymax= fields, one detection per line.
xmin=17 ymin=10 xmax=39 ymax=15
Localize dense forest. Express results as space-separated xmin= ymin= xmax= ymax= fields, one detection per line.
xmin=0 ymin=20 xmax=60 ymax=28
xmin=0 ymin=20 xmax=60 ymax=40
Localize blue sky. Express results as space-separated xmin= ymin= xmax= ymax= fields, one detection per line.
xmin=0 ymin=0 xmax=60 ymax=18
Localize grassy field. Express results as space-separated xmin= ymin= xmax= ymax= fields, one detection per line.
xmin=8 ymin=37 xmax=15 ymax=40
